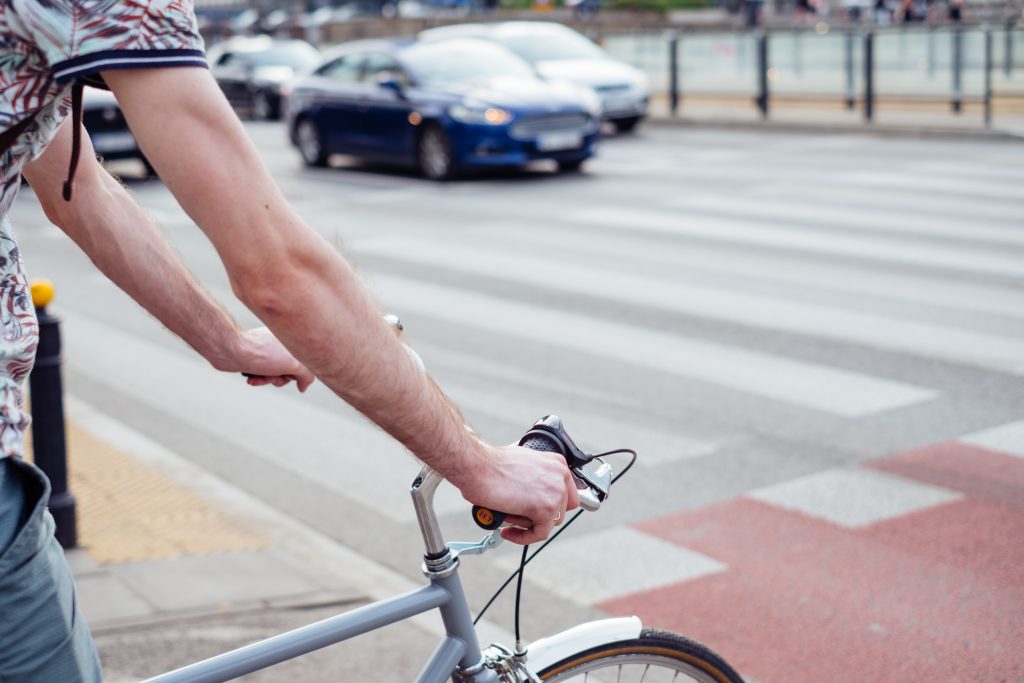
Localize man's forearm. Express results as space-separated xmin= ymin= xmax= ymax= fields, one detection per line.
xmin=23 ymin=131 xmax=243 ymax=370
xmin=102 ymin=68 xmax=487 ymax=483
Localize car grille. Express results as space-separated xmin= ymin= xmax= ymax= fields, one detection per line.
xmin=594 ymin=84 xmax=631 ymax=93
xmin=510 ymin=112 xmax=594 ymax=140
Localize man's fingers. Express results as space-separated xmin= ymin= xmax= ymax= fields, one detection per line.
xmin=244 ymin=374 xmax=304 ymax=390
xmin=565 ymin=470 xmax=581 ymax=511
xmin=502 ymin=514 xmax=533 ymax=529
xmin=296 ymin=370 xmax=315 ymax=392
xmin=501 ymin=521 xmax=553 ymax=546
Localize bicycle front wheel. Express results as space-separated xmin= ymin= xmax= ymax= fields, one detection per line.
xmin=537 ymin=628 xmax=744 ymax=683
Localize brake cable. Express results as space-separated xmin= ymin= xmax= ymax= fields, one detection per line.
xmin=473 ymin=448 xmax=639 ymax=629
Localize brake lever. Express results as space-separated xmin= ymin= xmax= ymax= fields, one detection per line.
xmin=449 ymin=528 xmax=505 ymax=560
xmin=573 ymin=460 xmax=612 ymax=512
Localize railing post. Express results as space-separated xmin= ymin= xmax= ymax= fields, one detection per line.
xmin=669 ymin=31 xmax=680 ymax=116
xmin=845 ymin=30 xmax=856 ymax=109
xmin=1006 ymin=19 xmax=1015 ymax=78
xmin=984 ymin=25 xmax=993 ymax=128
xmin=864 ymin=29 xmax=875 ymax=122
xmin=756 ymin=30 xmax=769 ymax=119
xmin=28 ymin=280 xmax=77 ymax=549
xmin=951 ymin=25 xmax=963 ymax=113
xmin=927 ymin=24 xmax=936 ymax=79
xmin=793 ymin=27 xmax=803 ymax=78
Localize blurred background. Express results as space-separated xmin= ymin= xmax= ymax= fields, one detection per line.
xmin=15 ymin=0 xmax=1024 ymax=680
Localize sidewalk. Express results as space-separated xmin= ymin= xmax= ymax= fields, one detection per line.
xmin=647 ymin=95 xmax=1024 ymax=140
xmin=37 ymin=398 xmax=475 ymax=682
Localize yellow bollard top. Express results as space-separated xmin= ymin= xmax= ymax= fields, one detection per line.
xmin=30 ymin=279 xmax=55 ymax=309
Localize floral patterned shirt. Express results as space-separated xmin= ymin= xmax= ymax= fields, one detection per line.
xmin=0 ymin=0 xmax=207 ymax=457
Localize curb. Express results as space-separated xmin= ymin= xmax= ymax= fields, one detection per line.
xmin=646 ymin=115 xmax=1024 ymax=142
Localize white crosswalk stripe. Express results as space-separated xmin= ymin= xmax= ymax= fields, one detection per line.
xmin=356 ymin=238 xmax=1024 ymax=373
xmin=563 ymin=206 xmax=1024 ymax=279
xmin=370 ymin=275 xmax=936 ymax=418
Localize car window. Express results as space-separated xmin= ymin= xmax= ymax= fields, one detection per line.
xmin=215 ymin=51 xmax=240 ymax=67
xmin=401 ymin=39 xmax=535 ymax=86
xmin=362 ymin=52 xmax=408 ymax=85
xmin=319 ymin=54 xmax=364 ymax=83
xmin=497 ymin=29 xmax=607 ymax=63
xmin=247 ymin=42 xmax=321 ymax=69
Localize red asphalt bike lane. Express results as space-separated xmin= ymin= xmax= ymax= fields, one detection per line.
xmin=599 ymin=442 xmax=1024 ymax=683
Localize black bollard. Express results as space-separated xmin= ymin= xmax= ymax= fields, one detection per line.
xmin=28 ymin=280 xmax=77 ymax=549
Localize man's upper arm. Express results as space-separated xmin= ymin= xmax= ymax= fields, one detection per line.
xmin=101 ymin=66 xmax=301 ymax=286
xmin=22 ymin=119 xmax=104 ymax=227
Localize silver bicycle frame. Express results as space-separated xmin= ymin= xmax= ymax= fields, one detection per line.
xmin=145 ymin=465 xmax=499 ymax=683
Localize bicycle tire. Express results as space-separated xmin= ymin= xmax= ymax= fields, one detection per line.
xmin=537 ymin=628 xmax=744 ymax=683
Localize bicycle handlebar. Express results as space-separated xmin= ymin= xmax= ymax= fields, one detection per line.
xmin=471 ymin=416 xmax=611 ymax=530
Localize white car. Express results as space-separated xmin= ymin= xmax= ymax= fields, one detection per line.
xmin=420 ymin=21 xmax=650 ymax=133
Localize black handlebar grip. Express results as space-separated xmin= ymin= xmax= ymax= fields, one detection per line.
xmin=471 ymin=431 xmax=563 ymax=530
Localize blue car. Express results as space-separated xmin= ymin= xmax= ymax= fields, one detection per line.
xmin=284 ymin=38 xmax=602 ymax=179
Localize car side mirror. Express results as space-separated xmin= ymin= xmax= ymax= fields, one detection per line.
xmin=376 ymin=72 xmax=405 ymax=97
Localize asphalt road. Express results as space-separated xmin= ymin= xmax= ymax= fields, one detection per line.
xmin=11 ymin=121 xmax=1024 ymax=682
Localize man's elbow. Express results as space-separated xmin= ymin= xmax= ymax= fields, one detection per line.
xmin=230 ymin=234 xmax=339 ymax=320
xmin=30 ymin=161 xmax=112 ymax=234
xmin=230 ymin=260 xmax=310 ymax=323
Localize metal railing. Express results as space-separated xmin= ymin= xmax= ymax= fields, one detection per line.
xmin=603 ymin=22 xmax=1024 ymax=127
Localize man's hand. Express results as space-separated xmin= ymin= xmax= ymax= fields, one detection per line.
xmin=452 ymin=444 xmax=581 ymax=545
xmin=233 ymin=327 xmax=315 ymax=392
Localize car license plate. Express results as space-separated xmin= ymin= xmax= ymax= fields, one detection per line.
xmin=603 ymin=96 xmax=636 ymax=113
xmin=537 ymin=132 xmax=582 ymax=152
xmin=91 ymin=132 xmax=137 ymax=154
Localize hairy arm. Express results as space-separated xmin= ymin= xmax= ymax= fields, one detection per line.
xmin=22 ymin=118 xmax=313 ymax=390
xmin=101 ymin=67 xmax=577 ymax=541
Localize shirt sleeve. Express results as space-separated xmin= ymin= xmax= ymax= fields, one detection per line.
xmin=15 ymin=0 xmax=208 ymax=87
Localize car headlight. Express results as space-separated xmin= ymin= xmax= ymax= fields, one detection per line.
xmin=582 ymin=92 xmax=603 ymax=118
xmin=449 ymin=103 xmax=512 ymax=125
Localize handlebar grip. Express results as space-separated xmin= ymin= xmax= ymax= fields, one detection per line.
xmin=471 ymin=431 xmax=563 ymax=530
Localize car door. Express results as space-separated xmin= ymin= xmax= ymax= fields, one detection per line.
xmin=313 ymin=52 xmax=366 ymax=153
xmin=352 ymin=52 xmax=416 ymax=160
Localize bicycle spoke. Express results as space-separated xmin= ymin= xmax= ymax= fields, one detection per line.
xmin=639 ymin=664 xmax=649 ymax=683
xmin=617 ymin=665 xmax=622 ymax=683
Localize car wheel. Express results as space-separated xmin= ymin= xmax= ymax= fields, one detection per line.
xmin=253 ymin=90 xmax=276 ymax=120
xmin=296 ymin=119 xmax=328 ymax=167
xmin=557 ymin=159 xmax=585 ymax=173
xmin=418 ymin=124 xmax=456 ymax=181
xmin=613 ymin=117 xmax=642 ymax=133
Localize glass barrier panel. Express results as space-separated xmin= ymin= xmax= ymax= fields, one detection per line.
xmin=767 ymin=28 xmax=859 ymax=98
xmin=603 ymin=32 xmax=672 ymax=98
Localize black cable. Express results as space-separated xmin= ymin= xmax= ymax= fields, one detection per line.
xmin=513 ymin=544 xmax=528 ymax=644
xmin=472 ymin=448 xmax=638 ymax=626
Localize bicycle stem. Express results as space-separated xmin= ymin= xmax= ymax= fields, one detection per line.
xmin=411 ymin=465 xmax=448 ymax=558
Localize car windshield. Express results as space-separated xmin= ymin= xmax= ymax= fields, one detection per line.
xmin=245 ymin=43 xmax=320 ymax=69
xmin=496 ymin=29 xmax=607 ymax=63
xmin=401 ymin=40 xmax=535 ymax=85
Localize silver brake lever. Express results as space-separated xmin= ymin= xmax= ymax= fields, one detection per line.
xmin=573 ymin=460 xmax=612 ymax=512
xmin=449 ymin=529 xmax=505 ymax=560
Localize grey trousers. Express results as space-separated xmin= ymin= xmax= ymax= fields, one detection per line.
xmin=0 ymin=457 xmax=102 ymax=682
